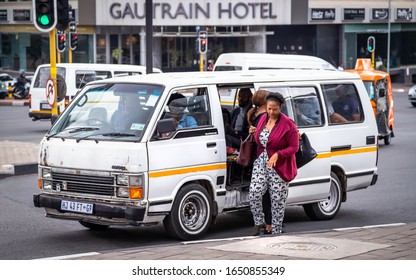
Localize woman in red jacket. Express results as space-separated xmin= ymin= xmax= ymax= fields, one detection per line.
xmin=249 ymin=91 xmax=299 ymax=235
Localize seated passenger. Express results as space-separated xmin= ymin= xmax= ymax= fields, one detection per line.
xmin=332 ymin=87 xmax=361 ymax=122
xmin=112 ymin=94 xmax=146 ymax=133
xmin=167 ymin=95 xmax=198 ymax=129
xmin=294 ymin=97 xmax=321 ymax=126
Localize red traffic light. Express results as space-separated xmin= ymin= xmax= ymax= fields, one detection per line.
xmin=56 ymin=32 xmax=66 ymax=52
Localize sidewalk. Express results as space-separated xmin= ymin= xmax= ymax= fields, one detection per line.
xmin=0 ymin=98 xmax=38 ymax=178
xmin=64 ymin=223 xmax=416 ymax=260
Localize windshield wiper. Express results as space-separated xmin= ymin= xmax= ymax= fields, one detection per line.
xmin=68 ymin=127 xmax=100 ymax=133
xmin=75 ymin=132 xmax=137 ymax=143
xmin=46 ymin=131 xmax=65 ymax=141
xmin=102 ymin=132 xmax=137 ymax=137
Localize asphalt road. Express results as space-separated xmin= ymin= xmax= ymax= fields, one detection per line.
xmin=0 ymin=85 xmax=415 ymax=259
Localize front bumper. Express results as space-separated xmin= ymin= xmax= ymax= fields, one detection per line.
xmin=29 ymin=111 xmax=51 ymax=120
xmin=33 ymin=194 xmax=146 ymax=223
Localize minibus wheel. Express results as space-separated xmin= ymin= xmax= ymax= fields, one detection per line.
xmin=164 ymin=183 xmax=212 ymax=240
xmin=79 ymin=221 xmax=110 ymax=230
xmin=302 ymin=172 xmax=342 ymax=220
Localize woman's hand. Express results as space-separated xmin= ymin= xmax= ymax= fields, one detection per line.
xmin=249 ymin=126 xmax=257 ymax=134
xmin=268 ymin=152 xmax=278 ymax=168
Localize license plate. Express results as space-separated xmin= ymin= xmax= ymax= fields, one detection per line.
xmin=61 ymin=200 xmax=93 ymax=214
xmin=41 ymin=103 xmax=51 ymax=110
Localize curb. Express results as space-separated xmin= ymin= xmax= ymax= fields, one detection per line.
xmin=0 ymin=162 xmax=38 ymax=179
xmin=0 ymin=100 xmax=29 ymax=106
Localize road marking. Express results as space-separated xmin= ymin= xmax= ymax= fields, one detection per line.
xmin=334 ymin=222 xmax=407 ymax=231
xmin=33 ymin=252 xmax=100 ymax=260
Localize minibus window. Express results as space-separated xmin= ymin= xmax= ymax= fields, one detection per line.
xmin=34 ymin=67 xmax=66 ymax=88
xmin=322 ymin=84 xmax=364 ymax=124
xmin=156 ymin=87 xmax=211 ymax=139
xmin=214 ymin=65 xmax=242 ymax=71
xmin=291 ymin=87 xmax=323 ymax=127
xmin=49 ymin=83 xmax=164 ymax=142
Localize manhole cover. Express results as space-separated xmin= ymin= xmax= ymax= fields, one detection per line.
xmin=268 ymin=242 xmax=337 ymax=252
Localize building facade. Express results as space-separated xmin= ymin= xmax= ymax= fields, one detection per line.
xmin=1 ymin=0 xmax=416 ymax=78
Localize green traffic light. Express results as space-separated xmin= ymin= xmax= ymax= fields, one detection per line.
xmin=39 ymin=15 xmax=50 ymax=26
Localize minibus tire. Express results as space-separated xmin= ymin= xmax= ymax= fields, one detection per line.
xmin=79 ymin=221 xmax=110 ymax=230
xmin=163 ymin=184 xmax=212 ymax=240
xmin=302 ymin=172 xmax=342 ymax=220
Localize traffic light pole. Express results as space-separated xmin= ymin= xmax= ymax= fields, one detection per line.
xmin=371 ymin=51 xmax=375 ymax=70
xmin=49 ymin=29 xmax=58 ymax=115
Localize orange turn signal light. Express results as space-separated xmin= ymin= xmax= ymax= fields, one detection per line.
xmin=129 ymin=187 xmax=143 ymax=199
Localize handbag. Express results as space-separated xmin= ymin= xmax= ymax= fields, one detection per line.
xmin=237 ymin=134 xmax=256 ymax=166
xmin=296 ymin=133 xmax=317 ymax=168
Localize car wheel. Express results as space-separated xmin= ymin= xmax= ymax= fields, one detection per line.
xmin=164 ymin=183 xmax=212 ymax=240
xmin=303 ymin=172 xmax=342 ymax=220
xmin=79 ymin=221 xmax=110 ymax=230
xmin=412 ymin=102 xmax=416 ymax=107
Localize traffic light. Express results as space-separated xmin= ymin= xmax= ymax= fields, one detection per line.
xmin=57 ymin=31 xmax=66 ymax=52
xmin=367 ymin=36 xmax=376 ymax=53
xmin=33 ymin=0 xmax=57 ymax=32
xmin=69 ymin=21 xmax=77 ymax=50
xmin=56 ymin=0 xmax=70 ymax=31
xmin=198 ymin=31 xmax=208 ymax=54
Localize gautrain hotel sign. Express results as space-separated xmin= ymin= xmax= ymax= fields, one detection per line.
xmin=96 ymin=0 xmax=289 ymax=26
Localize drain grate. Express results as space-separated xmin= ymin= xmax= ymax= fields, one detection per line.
xmin=268 ymin=242 xmax=337 ymax=252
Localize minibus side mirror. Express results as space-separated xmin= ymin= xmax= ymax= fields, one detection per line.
xmin=378 ymin=88 xmax=386 ymax=98
xmin=157 ymin=118 xmax=176 ymax=135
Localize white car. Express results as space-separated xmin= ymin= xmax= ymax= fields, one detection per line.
xmin=0 ymin=73 xmax=16 ymax=99
xmin=408 ymin=84 xmax=416 ymax=107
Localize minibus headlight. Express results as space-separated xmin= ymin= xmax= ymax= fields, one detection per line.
xmin=117 ymin=187 xmax=129 ymax=198
xmin=43 ymin=180 xmax=53 ymax=190
xmin=42 ymin=168 xmax=52 ymax=179
xmin=116 ymin=174 xmax=129 ymax=186
xmin=129 ymin=175 xmax=143 ymax=187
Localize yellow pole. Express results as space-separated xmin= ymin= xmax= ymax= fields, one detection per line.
xmin=69 ymin=49 xmax=72 ymax=63
xmin=199 ymin=53 xmax=203 ymax=72
xmin=57 ymin=52 xmax=61 ymax=63
xmin=371 ymin=51 xmax=375 ymax=70
xmin=49 ymin=29 xmax=58 ymax=115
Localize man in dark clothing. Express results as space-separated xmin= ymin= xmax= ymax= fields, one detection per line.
xmin=229 ymin=88 xmax=253 ymax=142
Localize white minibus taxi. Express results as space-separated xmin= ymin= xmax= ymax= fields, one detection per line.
xmin=33 ymin=70 xmax=378 ymax=240
xmin=28 ymin=63 xmax=162 ymax=121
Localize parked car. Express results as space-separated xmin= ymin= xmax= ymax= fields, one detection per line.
xmin=0 ymin=73 xmax=16 ymax=99
xmin=408 ymin=84 xmax=416 ymax=107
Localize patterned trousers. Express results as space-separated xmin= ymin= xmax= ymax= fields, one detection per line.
xmin=249 ymin=163 xmax=289 ymax=234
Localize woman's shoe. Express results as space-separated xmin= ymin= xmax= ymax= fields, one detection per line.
xmin=251 ymin=225 xmax=262 ymax=236
xmin=263 ymin=229 xmax=272 ymax=235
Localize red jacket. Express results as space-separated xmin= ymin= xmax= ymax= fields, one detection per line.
xmin=255 ymin=113 xmax=299 ymax=182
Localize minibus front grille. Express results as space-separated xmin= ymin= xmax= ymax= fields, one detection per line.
xmin=51 ymin=172 xmax=115 ymax=196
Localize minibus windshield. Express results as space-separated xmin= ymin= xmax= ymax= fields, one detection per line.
xmin=48 ymin=83 xmax=164 ymax=142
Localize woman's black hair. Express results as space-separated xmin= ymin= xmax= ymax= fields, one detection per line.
xmin=266 ymin=92 xmax=285 ymax=105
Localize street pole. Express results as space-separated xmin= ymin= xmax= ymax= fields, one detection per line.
xmin=387 ymin=0 xmax=391 ymax=73
xmin=49 ymin=28 xmax=58 ymax=115
xmin=145 ymin=0 xmax=153 ymax=74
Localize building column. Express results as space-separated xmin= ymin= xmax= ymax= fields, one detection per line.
xmin=244 ymin=26 xmax=267 ymax=53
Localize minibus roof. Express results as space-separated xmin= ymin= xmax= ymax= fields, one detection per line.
xmin=88 ymin=69 xmax=361 ymax=89
xmin=35 ymin=63 xmax=162 ymax=73
xmin=213 ymin=53 xmax=337 ymax=71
